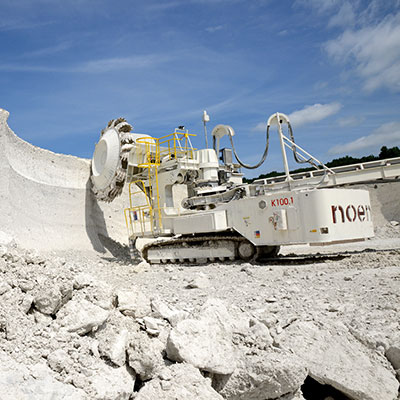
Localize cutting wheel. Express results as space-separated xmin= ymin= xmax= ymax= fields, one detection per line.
xmin=91 ymin=118 xmax=134 ymax=202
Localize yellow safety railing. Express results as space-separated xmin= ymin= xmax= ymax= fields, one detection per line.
xmin=124 ymin=180 xmax=154 ymax=238
xmin=136 ymin=130 xmax=196 ymax=166
xmin=158 ymin=131 xmax=196 ymax=162
xmin=125 ymin=131 xmax=195 ymax=238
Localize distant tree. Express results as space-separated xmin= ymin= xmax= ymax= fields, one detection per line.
xmin=379 ymin=146 xmax=400 ymax=159
xmin=326 ymin=154 xmax=377 ymax=168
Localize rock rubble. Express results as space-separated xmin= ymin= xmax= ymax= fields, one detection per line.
xmin=0 ymin=237 xmax=400 ymax=399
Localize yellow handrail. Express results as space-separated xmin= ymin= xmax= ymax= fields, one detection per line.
xmin=126 ymin=131 xmax=196 ymax=238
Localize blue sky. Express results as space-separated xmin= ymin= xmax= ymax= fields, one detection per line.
xmin=1 ymin=0 xmax=399 ymax=178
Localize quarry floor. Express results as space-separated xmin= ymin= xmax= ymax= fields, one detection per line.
xmin=54 ymin=232 xmax=400 ymax=358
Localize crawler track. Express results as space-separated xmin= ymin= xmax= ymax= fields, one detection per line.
xmin=140 ymin=233 xmax=280 ymax=264
xmin=142 ymin=233 xmax=279 ymax=264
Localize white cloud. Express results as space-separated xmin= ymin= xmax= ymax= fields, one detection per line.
xmin=0 ymin=64 xmax=56 ymax=72
xmin=337 ymin=115 xmax=364 ymax=127
xmin=325 ymin=13 xmax=400 ymax=92
xmin=328 ymin=1 xmax=355 ymax=27
xmin=146 ymin=0 xmax=242 ymax=11
xmin=313 ymin=81 xmax=328 ymax=90
xmin=22 ymin=41 xmax=73 ymax=58
xmin=297 ymin=0 xmax=400 ymax=30
xmin=296 ymin=0 xmax=357 ymax=27
xmin=205 ymin=25 xmax=224 ymax=33
xmin=295 ymin=0 xmax=340 ymax=14
xmin=251 ymin=102 xmax=342 ymax=132
xmin=0 ymin=19 xmax=54 ymax=31
xmin=76 ymin=55 xmax=169 ymax=73
xmin=329 ymin=121 xmax=400 ymax=154
xmin=288 ymin=102 xmax=342 ymax=127
xmin=252 ymin=122 xmax=267 ymax=132
xmin=0 ymin=54 xmax=170 ymax=73
xmin=145 ymin=1 xmax=183 ymax=12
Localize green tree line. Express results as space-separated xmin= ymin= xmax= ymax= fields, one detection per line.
xmin=244 ymin=146 xmax=400 ymax=183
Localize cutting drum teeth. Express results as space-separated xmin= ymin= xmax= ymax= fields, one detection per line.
xmin=91 ymin=118 xmax=136 ymax=203
xmin=121 ymin=132 xmax=135 ymax=144
xmin=115 ymin=121 xmax=132 ymax=133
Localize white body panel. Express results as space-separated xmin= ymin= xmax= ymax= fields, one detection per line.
xmin=193 ymin=149 xmax=219 ymax=182
xmin=173 ymin=210 xmax=228 ymax=235
xmin=165 ymin=188 xmax=374 ymax=246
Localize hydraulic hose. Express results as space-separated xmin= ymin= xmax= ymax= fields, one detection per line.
xmin=229 ymin=125 xmax=271 ymax=170
xmin=288 ymin=122 xmax=317 ymax=168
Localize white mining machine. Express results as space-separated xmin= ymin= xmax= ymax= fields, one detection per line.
xmin=90 ymin=112 xmax=400 ymax=263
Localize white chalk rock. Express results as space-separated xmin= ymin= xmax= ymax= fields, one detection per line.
xmin=116 ymin=289 xmax=151 ymax=318
xmin=386 ymin=346 xmax=400 ymax=370
xmin=166 ymin=299 xmax=236 ymax=374
xmin=185 ymin=273 xmax=210 ymax=289
xmin=386 ymin=332 xmax=400 ymax=372
xmin=127 ymin=332 xmax=165 ymax=380
xmin=135 ymin=363 xmax=224 ymax=400
xmin=33 ymin=310 xmax=53 ymax=326
xmin=21 ymin=294 xmax=34 ymax=314
xmin=249 ymin=320 xmax=274 ymax=347
xmin=97 ymin=326 xmax=129 ymax=366
xmin=132 ymin=260 xmax=150 ymax=273
xmin=57 ymin=299 xmax=109 ymax=335
xmin=278 ymin=320 xmax=399 ymax=400
xmin=0 ymin=231 xmax=15 ymax=247
xmin=0 ymin=246 xmax=7 ymax=258
xmin=252 ymin=308 xmax=278 ymax=329
xmin=143 ymin=316 xmax=163 ymax=335
xmin=47 ymin=349 xmax=71 ymax=373
xmin=89 ymin=282 xmax=114 ymax=310
xmin=151 ymin=298 xmax=189 ymax=327
xmin=151 ymin=299 xmax=174 ymax=319
xmin=18 ymin=279 xmax=36 ymax=292
xmin=90 ymin=363 xmax=134 ymax=400
xmin=214 ymin=348 xmax=308 ymax=399
xmin=199 ymin=298 xmax=234 ymax=332
xmin=96 ymin=310 xmax=140 ymax=366
xmin=108 ymin=329 xmax=129 ymax=366
xmin=73 ymin=272 xmax=94 ymax=289
xmin=22 ymin=250 xmax=43 ymax=265
xmin=280 ymin=389 xmax=306 ymax=399
xmin=34 ymin=287 xmax=62 ymax=315
xmin=0 ymin=351 xmax=85 ymax=399
xmin=0 ymin=281 xmax=11 ymax=296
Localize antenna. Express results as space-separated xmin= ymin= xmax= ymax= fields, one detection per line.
xmin=202 ymin=110 xmax=210 ymax=148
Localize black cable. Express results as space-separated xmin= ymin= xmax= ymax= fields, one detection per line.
xmin=288 ymin=122 xmax=318 ymax=168
xmin=229 ymin=125 xmax=270 ymax=169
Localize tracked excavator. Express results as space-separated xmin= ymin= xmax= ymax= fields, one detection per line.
xmin=90 ymin=112 xmax=400 ymax=264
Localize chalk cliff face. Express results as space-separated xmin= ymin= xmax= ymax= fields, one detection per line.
xmin=0 ymin=108 xmax=129 ymax=252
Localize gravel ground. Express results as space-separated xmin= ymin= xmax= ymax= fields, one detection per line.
xmin=71 ymin=233 xmax=400 ymax=344
xmin=1 ymin=228 xmax=399 ymax=399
